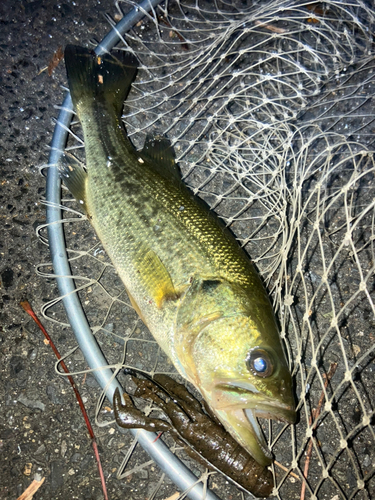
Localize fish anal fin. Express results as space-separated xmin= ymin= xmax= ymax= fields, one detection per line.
xmin=59 ymin=152 xmax=88 ymax=212
xmin=141 ymin=135 xmax=180 ymax=183
xmin=136 ymin=246 xmax=178 ymax=309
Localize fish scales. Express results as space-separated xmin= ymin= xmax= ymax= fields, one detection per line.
xmin=61 ymin=45 xmax=296 ymax=467
xmin=82 ymin=109 xmax=267 ymax=347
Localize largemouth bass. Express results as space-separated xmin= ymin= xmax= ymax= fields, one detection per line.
xmin=61 ymin=45 xmax=295 ymax=466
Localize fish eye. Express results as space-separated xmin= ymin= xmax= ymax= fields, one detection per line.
xmin=246 ymin=348 xmax=274 ymax=378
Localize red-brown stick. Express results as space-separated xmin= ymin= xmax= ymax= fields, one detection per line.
xmin=20 ymin=300 xmax=109 ymax=500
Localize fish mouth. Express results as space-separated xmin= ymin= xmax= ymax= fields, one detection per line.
xmin=210 ymin=381 xmax=296 ymax=466
xmin=212 ymin=381 xmax=296 ymax=420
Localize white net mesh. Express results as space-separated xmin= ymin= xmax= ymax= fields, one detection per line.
xmin=41 ymin=1 xmax=375 ymax=498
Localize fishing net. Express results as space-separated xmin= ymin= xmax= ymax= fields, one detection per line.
xmin=40 ymin=0 xmax=375 ymax=498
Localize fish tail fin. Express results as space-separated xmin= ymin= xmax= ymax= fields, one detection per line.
xmin=64 ymin=45 xmax=138 ymax=116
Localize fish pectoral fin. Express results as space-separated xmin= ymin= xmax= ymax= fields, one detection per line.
xmin=140 ymin=134 xmax=181 ymax=183
xmin=59 ymin=152 xmax=88 ymax=212
xmin=136 ymin=245 xmax=178 ymax=309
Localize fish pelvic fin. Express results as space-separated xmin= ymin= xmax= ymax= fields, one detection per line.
xmin=59 ymin=152 xmax=88 ymax=213
xmin=64 ymin=45 xmax=138 ymax=117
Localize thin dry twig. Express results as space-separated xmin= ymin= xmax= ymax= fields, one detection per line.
xmin=300 ymin=363 xmax=338 ymax=500
xmin=20 ymin=300 xmax=109 ymax=500
xmin=47 ymin=46 xmax=64 ymax=76
xmin=274 ymin=460 xmax=300 ymax=480
xmin=254 ymin=20 xmax=287 ymax=34
xmin=162 ymin=493 xmax=180 ymax=500
xmin=16 ymin=477 xmax=45 ymax=500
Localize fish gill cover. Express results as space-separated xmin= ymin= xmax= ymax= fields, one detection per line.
xmin=40 ymin=1 xmax=375 ymax=499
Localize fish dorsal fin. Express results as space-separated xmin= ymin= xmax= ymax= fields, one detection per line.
xmin=140 ymin=135 xmax=181 ymax=183
xmin=58 ymin=152 xmax=88 ymax=213
xmin=135 ymin=244 xmax=178 ymax=309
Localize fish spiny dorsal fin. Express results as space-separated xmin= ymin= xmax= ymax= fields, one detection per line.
xmin=140 ymin=134 xmax=181 ymax=183
xmin=58 ymin=152 xmax=88 ymax=213
xmin=64 ymin=45 xmax=138 ymax=118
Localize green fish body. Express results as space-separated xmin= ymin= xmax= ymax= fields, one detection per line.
xmin=61 ymin=45 xmax=295 ymax=466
